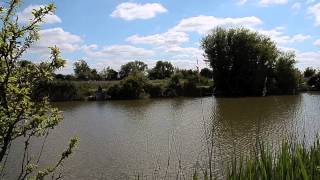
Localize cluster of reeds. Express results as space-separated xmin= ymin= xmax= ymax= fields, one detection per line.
xmin=227 ymin=138 xmax=320 ymax=180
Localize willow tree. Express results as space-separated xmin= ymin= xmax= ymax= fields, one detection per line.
xmin=201 ymin=27 xmax=278 ymax=96
xmin=0 ymin=1 xmax=78 ymax=179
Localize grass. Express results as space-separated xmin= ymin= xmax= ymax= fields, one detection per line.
xmin=71 ymin=80 xmax=170 ymax=97
xmin=191 ymin=138 xmax=320 ymax=180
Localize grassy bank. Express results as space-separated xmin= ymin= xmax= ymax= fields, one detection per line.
xmin=34 ymin=77 xmax=214 ymax=101
xmin=191 ymin=138 xmax=320 ymax=180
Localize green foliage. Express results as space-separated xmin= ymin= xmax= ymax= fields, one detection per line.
xmin=90 ymin=68 xmax=101 ymax=80
xmin=165 ymin=73 xmax=184 ymax=97
xmin=202 ymin=27 xmax=283 ymax=96
xmin=308 ymin=72 xmax=320 ymax=89
xmin=119 ymin=73 xmax=147 ymax=99
xmin=119 ymin=61 xmax=148 ymax=79
xmin=73 ymin=60 xmax=92 ymax=80
xmin=304 ymin=67 xmax=317 ymax=78
xmin=148 ymin=61 xmax=174 ymax=80
xmin=176 ymin=69 xmax=199 ymax=79
xmin=32 ymin=80 xmax=79 ymax=101
xmin=100 ymin=66 xmax=118 ymax=80
xmin=107 ymin=72 xmax=147 ymax=99
xmin=200 ymin=68 xmax=213 ymax=79
xmin=226 ymin=139 xmax=320 ymax=180
xmin=144 ymin=83 xmax=164 ymax=98
xmin=272 ymin=52 xmax=299 ymax=94
xmin=0 ymin=0 xmax=78 ymax=179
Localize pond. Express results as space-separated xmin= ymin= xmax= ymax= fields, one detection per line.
xmin=6 ymin=93 xmax=320 ymax=179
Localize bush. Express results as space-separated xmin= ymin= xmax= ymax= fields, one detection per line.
xmin=201 ymin=27 xmax=300 ymax=96
xmin=144 ymin=83 xmax=164 ymax=98
xmin=33 ymin=81 xmax=79 ymax=101
xmin=107 ymin=73 xmax=147 ymax=99
xmin=106 ymin=84 xmax=121 ymax=99
xmin=165 ymin=74 xmax=184 ymax=97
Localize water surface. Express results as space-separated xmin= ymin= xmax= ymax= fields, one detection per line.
xmin=7 ymin=93 xmax=320 ymax=179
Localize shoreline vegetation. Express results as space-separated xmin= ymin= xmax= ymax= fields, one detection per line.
xmin=33 ymin=28 xmax=320 ymax=101
xmin=32 ymin=59 xmax=320 ymax=102
xmin=190 ymin=138 xmax=320 ymax=180
xmin=2 ymin=0 xmax=320 ymax=179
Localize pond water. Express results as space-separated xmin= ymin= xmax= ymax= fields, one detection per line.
xmin=6 ymin=93 xmax=320 ymax=179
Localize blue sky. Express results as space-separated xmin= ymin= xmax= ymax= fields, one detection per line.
xmin=17 ymin=0 xmax=320 ymax=73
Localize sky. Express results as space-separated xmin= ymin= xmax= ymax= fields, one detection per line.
xmin=13 ymin=0 xmax=320 ymax=74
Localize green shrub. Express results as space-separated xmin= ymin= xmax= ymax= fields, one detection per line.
xmin=106 ymin=84 xmax=121 ymax=99
xmin=145 ymin=83 xmax=164 ymax=98
xmin=33 ymin=81 xmax=79 ymax=101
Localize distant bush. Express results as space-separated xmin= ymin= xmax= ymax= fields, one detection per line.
xmin=145 ymin=83 xmax=164 ymax=98
xmin=107 ymin=73 xmax=147 ymax=99
xmin=33 ymin=81 xmax=79 ymax=101
xmin=106 ymin=84 xmax=121 ymax=99
xmin=165 ymin=74 xmax=184 ymax=97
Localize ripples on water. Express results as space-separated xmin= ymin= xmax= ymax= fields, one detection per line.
xmin=6 ymin=92 xmax=320 ymax=179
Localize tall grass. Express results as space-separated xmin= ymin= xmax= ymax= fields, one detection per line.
xmin=194 ymin=137 xmax=320 ymax=180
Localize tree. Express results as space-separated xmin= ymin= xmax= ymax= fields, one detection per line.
xmin=304 ymin=67 xmax=316 ymax=78
xmin=74 ymin=60 xmax=91 ymax=80
xmin=273 ymin=52 xmax=299 ymax=94
xmin=0 ymin=1 xmax=78 ymax=179
xmin=201 ymin=27 xmax=280 ymax=96
xmin=119 ymin=72 xmax=147 ymax=99
xmin=100 ymin=67 xmax=118 ymax=80
xmin=90 ymin=68 xmax=101 ymax=80
xmin=148 ymin=61 xmax=174 ymax=80
xmin=119 ymin=61 xmax=148 ymax=79
xmin=307 ymin=72 xmax=320 ymax=89
xmin=200 ymin=68 xmax=213 ymax=79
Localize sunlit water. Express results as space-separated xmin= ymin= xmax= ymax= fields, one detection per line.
xmin=6 ymin=93 xmax=320 ymax=179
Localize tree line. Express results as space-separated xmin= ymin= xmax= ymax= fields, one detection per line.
xmin=55 ymin=59 xmax=213 ymax=81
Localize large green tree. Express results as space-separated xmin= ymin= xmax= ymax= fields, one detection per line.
xmin=119 ymin=60 xmax=148 ymax=79
xmin=148 ymin=61 xmax=174 ymax=80
xmin=273 ymin=52 xmax=299 ymax=94
xmin=73 ymin=60 xmax=91 ymax=80
xmin=201 ymin=27 xmax=293 ymax=96
xmin=200 ymin=68 xmax=213 ymax=79
xmin=99 ymin=66 xmax=118 ymax=80
xmin=0 ymin=1 xmax=78 ymax=179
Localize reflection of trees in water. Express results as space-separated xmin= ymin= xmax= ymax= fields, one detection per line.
xmin=198 ymin=95 xmax=302 ymax=178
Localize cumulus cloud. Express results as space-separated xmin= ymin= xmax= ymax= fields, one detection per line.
xmin=308 ymin=3 xmax=320 ymax=26
xmin=126 ymin=31 xmax=189 ymax=46
xmin=259 ymin=0 xmax=288 ymax=6
xmin=296 ymin=51 xmax=320 ymax=69
xmin=237 ymin=0 xmax=248 ymax=5
xmin=111 ymin=2 xmax=167 ymax=20
xmin=30 ymin=28 xmax=82 ymax=55
xmin=313 ymin=39 xmax=320 ymax=47
xmin=291 ymin=2 xmax=302 ymax=12
xmin=82 ymin=44 xmax=154 ymax=59
xmin=258 ymin=27 xmax=311 ymax=45
xmin=18 ymin=4 xmax=61 ymax=24
xmin=171 ymin=16 xmax=263 ymax=34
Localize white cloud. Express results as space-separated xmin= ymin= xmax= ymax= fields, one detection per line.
xmin=111 ymin=2 xmax=167 ymax=20
xmin=307 ymin=0 xmax=316 ymax=5
xmin=296 ymin=51 xmax=320 ymax=69
xmin=291 ymin=2 xmax=302 ymax=12
xmin=126 ymin=31 xmax=189 ymax=46
xmin=18 ymin=4 xmax=61 ymax=24
xmin=30 ymin=28 xmax=82 ymax=55
xmin=259 ymin=0 xmax=288 ymax=6
xmin=308 ymin=3 xmax=320 ymax=26
xmin=257 ymin=27 xmax=311 ymax=45
xmin=82 ymin=44 xmax=154 ymax=59
xmin=313 ymin=39 xmax=320 ymax=47
xmin=171 ymin=16 xmax=263 ymax=34
xmin=237 ymin=0 xmax=248 ymax=5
